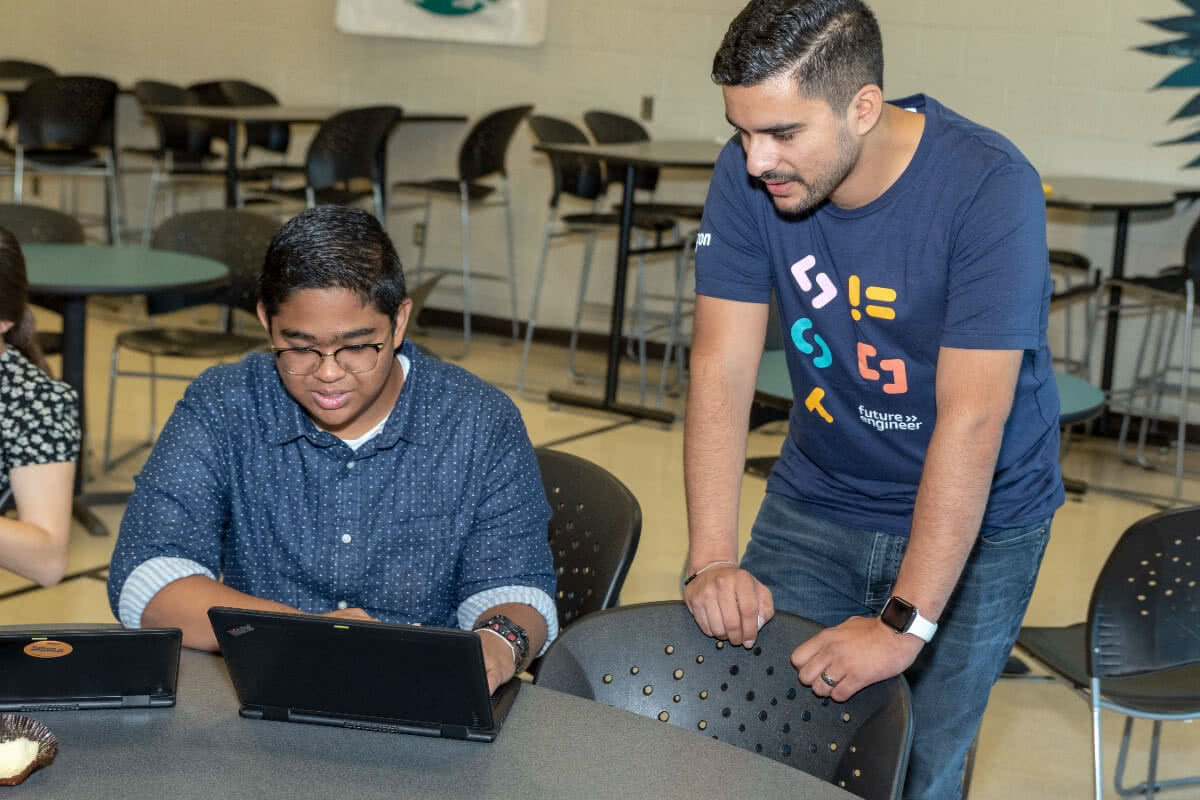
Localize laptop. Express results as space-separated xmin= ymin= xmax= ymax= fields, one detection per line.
xmin=0 ymin=624 xmax=181 ymax=711
xmin=207 ymin=607 xmax=520 ymax=742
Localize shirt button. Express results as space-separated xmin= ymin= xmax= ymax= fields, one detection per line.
xmin=342 ymin=533 xmax=352 ymax=544
xmin=345 ymin=461 xmax=355 ymax=470
xmin=336 ymin=600 xmax=348 ymax=610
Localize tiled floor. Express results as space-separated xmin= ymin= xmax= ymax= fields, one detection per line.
xmin=5 ymin=299 xmax=1200 ymax=798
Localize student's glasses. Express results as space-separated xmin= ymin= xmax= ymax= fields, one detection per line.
xmin=271 ymin=343 xmax=386 ymax=375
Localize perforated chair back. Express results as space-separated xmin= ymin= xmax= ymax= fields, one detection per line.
xmin=134 ymin=80 xmax=213 ymax=157
xmin=148 ymin=209 xmax=280 ymax=317
xmin=0 ymin=203 xmax=84 ymax=244
xmin=1088 ymin=506 xmax=1200 ymax=679
xmin=536 ymin=602 xmax=912 ymax=800
xmin=457 ymin=104 xmax=534 ymax=183
xmin=0 ymin=60 xmax=55 ymax=129
xmin=17 ymin=76 xmax=117 ymax=150
xmin=305 ymin=106 xmax=402 ymax=190
xmin=583 ymin=109 xmax=658 ymax=192
xmin=528 ymin=115 xmax=605 ymax=206
xmin=535 ymin=448 xmax=641 ymax=628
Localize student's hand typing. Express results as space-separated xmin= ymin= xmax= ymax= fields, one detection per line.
xmin=477 ymin=630 xmax=518 ymax=694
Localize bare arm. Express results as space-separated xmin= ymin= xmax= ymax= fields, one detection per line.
xmin=0 ymin=461 xmax=76 ymax=587
xmin=682 ymin=295 xmax=775 ymax=647
xmin=142 ymin=575 xmax=300 ymax=651
xmin=792 ymin=346 xmax=1022 ymax=700
xmin=474 ymin=602 xmax=548 ymax=693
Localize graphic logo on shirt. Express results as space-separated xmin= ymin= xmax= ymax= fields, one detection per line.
xmin=858 ymin=405 xmax=924 ymax=432
xmin=856 ymin=343 xmax=908 ymax=395
xmin=791 ymin=318 xmax=832 ymax=368
xmin=696 ymin=232 xmax=712 ymax=247
xmin=790 ymin=256 xmax=838 ymax=309
xmin=805 ymin=387 xmax=834 ymax=424
xmin=848 ymin=275 xmax=897 ymax=321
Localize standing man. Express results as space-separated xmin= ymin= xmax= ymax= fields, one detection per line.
xmin=682 ymin=1 xmax=1063 ymax=797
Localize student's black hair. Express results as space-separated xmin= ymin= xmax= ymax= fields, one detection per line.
xmin=258 ymin=206 xmax=407 ymax=322
xmin=712 ymin=0 xmax=884 ymax=112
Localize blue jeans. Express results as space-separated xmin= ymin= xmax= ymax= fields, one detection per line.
xmin=740 ymin=492 xmax=1051 ymax=800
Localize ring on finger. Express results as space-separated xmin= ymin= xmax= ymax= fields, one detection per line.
xmin=819 ymin=670 xmax=839 ymax=688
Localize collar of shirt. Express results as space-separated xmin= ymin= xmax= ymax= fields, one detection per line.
xmin=260 ymin=338 xmax=431 ymax=451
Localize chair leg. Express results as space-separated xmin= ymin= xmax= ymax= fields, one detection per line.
xmin=1175 ymin=286 xmax=1193 ymax=504
xmin=102 ymin=345 xmax=120 ymax=471
xmin=517 ymin=208 xmax=557 ymax=393
xmin=567 ymin=231 xmax=598 ymax=383
xmin=372 ymin=183 xmax=385 ymax=227
xmin=143 ymin=162 xmax=161 ymax=247
xmin=502 ymin=176 xmax=519 ymax=340
xmin=413 ymin=193 xmax=433 ymax=286
xmin=1092 ymin=678 xmax=1105 ymax=800
xmin=13 ymin=147 xmax=23 ymax=203
xmin=105 ymin=150 xmax=123 ymax=246
xmin=632 ymin=231 xmax=649 ymax=406
xmin=657 ymin=237 xmax=692 ymax=408
xmin=459 ymin=180 xmax=472 ymax=359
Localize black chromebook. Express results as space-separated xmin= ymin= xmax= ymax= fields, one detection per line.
xmin=0 ymin=625 xmax=181 ymax=710
xmin=207 ymin=607 xmax=520 ymax=742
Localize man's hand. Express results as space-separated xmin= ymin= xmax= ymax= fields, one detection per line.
xmin=320 ymin=607 xmax=376 ymax=621
xmin=790 ymin=616 xmax=924 ymax=702
xmin=684 ymin=565 xmax=775 ymax=647
xmin=477 ymin=630 xmax=518 ymax=695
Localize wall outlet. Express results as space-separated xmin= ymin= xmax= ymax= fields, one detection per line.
xmin=413 ymin=222 xmax=426 ymax=247
xmin=640 ymin=95 xmax=654 ymax=122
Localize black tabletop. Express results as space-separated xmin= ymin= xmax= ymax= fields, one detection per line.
xmin=1042 ymin=175 xmax=1186 ymax=212
xmin=535 ymin=139 xmax=725 ymax=170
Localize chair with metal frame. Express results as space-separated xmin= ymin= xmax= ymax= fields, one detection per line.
xmin=11 ymin=76 xmax=123 ymax=244
xmin=518 ymin=114 xmax=680 ymax=400
xmin=101 ymin=209 xmax=278 ymax=470
xmin=0 ymin=202 xmax=84 ymax=358
xmin=129 ymin=80 xmax=226 ymax=245
xmin=253 ymin=105 xmax=402 ymax=224
xmin=1015 ymin=505 xmax=1200 ymax=799
xmin=390 ymin=104 xmax=533 ymax=357
xmin=535 ymin=601 xmax=913 ymax=800
xmin=0 ymin=59 xmax=55 ymax=133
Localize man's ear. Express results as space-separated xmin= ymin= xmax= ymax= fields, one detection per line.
xmin=848 ymin=83 xmax=883 ymax=137
xmin=392 ymin=298 xmax=413 ymax=348
xmin=256 ymin=302 xmax=271 ymax=336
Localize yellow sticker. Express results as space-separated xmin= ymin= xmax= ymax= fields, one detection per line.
xmin=23 ymin=640 xmax=73 ymax=659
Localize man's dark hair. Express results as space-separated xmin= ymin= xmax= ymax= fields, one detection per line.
xmin=258 ymin=206 xmax=408 ymax=322
xmin=712 ymin=0 xmax=884 ymax=112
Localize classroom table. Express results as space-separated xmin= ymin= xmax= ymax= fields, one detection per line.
xmin=1042 ymin=175 xmax=1187 ymax=391
xmin=13 ymin=648 xmax=856 ymax=799
xmin=23 ymin=244 xmax=228 ymax=527
xmin=533 ymin=139 xmax=723 ymax=425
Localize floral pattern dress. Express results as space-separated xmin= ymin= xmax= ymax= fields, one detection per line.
xmin=0 ymin=347 xmax=80 ymax=501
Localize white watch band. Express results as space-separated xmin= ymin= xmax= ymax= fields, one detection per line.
xmin=907 ymin=612 xmax=938 ymax=642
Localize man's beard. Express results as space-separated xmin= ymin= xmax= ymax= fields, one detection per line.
xmin=764 ymin=127 xmax=860 ymax=216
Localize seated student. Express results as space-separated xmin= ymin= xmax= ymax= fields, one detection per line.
xmin=0 ymin=226 xmax=80 ymax=587
xmin=108 ymin=206 xmax=556 ymax=692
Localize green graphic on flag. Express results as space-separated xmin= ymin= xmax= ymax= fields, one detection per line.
xmin=412 ymin=0 xmax=498 ymax=16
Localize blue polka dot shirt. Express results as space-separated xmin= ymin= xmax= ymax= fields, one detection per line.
xmin=108 ymin=340 xmax=557 ymax=645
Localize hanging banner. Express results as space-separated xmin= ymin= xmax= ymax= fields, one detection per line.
xmin=335 ymin=0 xmax=547 ymax=47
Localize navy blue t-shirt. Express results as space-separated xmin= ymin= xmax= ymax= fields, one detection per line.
xmin=695 ymin=94 xmax=1064 ymax=535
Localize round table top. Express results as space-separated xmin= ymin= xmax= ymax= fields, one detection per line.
xmin=1041 ymin=175 xmax=1188 ymax=212
xmin=1055 ymin=370 xmax=1105 ymax=425
xmin=23 ymin=243 xmax=229 ymax=297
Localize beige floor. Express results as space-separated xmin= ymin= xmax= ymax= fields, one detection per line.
xmin=5 ymin=299 xmax=1200 ymax=799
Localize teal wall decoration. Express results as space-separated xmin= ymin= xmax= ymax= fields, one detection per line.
xmin=412 ymin=0 xmax=498 ymax=16
xmin=1142 ymin=0 xmax=1200 ymax=166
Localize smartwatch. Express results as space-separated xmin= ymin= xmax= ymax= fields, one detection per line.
xmin=880 ymin=595 xmax=938 ymax=642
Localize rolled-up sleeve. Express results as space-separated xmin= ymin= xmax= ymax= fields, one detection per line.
xmin=107 ymin=379 xmax=230 ymax=625
xmin=454 ymin=400 xmax=557 ymax=649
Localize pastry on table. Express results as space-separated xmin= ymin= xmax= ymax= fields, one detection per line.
xmin=0 ymin=714 xmax=58 ymax=786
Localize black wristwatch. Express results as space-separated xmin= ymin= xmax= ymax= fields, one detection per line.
xmin=880 ymin=595 xmax=938 ymax=642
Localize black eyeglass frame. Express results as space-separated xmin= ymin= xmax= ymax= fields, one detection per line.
xmin=270 ymin=342 xmax=388 ymax=375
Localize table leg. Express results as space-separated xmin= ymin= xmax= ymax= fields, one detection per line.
xmin=1099 ymin=209 xmax=1129 ymax=392
xmin=547 ymin=162 xmax=675 ymax=424
xmin=59 ymin=298 xmax=110 ymax=535
xmin=225 ymin=120 xmax=240 ymax=208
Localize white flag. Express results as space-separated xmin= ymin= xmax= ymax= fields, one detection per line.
xmin=335 ymin=0 xmax=548 ymax=47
